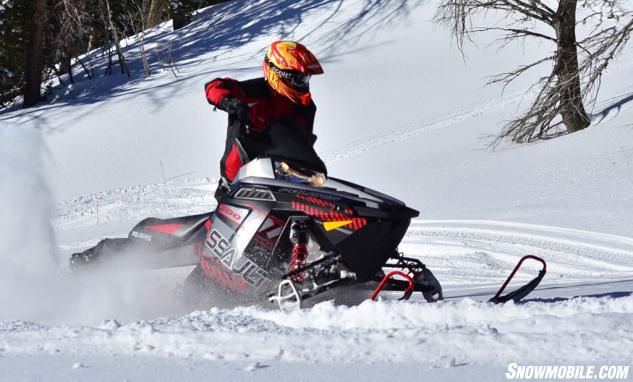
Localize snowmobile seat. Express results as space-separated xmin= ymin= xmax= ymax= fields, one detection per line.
xmin=128 ymin=212 xmax=212 ymax=248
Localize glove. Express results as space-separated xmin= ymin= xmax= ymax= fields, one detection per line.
xmin=219 ymin=96 xmax=250 ymax=125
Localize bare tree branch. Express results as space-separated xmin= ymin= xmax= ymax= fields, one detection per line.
xmin=487 ymin=55 xmax=554 ymax=88
xmin=435 ymin=0 xmax=633 ymax=144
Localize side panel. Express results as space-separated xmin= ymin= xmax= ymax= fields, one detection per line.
xmin=197 ymin=201 xmax=276 ymax=296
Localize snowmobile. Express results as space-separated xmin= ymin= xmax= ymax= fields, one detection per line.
xmin=70 ymin=119 xmax=546 ymax=309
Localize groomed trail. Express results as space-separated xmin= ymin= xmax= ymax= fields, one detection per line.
xmin=403 ymin=219 xmax=633 ymax=300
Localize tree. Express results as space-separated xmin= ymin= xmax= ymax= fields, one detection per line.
xmin=434 ymin=0 xmax=633 ymax=143
xmin=49 ymin=0 xmax=93 ymax=84
xmin=23 ymin=0 xmax=47 ymax=107
xmin=103 ymin=0 xmax=130 ymax=77
xmin=147 ymin=0 xmax=165 ymax=28
xmin=0 ymin=0 xmax=29 ymax=106
xmin=0 ymin=0 xmax=229 ymax=108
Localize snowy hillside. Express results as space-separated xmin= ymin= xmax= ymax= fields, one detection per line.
xmin=1 ymin=0 xmax=633 ymax=380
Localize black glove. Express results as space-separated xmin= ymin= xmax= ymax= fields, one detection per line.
xmin=219 ymin=96 xmax=250 ymax=125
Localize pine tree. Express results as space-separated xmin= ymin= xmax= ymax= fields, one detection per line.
xmin=0 ymin=0 xmax=30 ymax=105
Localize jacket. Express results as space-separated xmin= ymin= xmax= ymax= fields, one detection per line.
xmin=205 ymin=77 xmax=317 ymax=181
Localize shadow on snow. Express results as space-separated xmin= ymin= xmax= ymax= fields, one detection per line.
xmin=0 ymin=0 xmax=424 ymax=125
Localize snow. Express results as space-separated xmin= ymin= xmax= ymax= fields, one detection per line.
xmin=0 ymin=123 xmax=59 ymax=321
xmin=1 ymin=297 xmax=632 ymax=380
xmin=1 ymin=0 xmax=633 ymax=380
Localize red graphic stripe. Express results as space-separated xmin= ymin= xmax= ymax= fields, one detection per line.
xmin=145 ymin=224 xmax=184 ymax=234
xmin=291 ymin=200 xmax=367 ymax=231
xmin=200 ymin=257 xmax=249 ymax=292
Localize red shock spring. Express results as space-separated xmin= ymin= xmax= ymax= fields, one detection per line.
xmin=289 ymin=242 xmax=308 ymax=283
xmin=289 ymin=221 xmax=308 ymax=283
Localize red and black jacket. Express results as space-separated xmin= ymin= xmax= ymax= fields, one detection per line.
xmin=205 ymin=77 xmax=317 ymax=182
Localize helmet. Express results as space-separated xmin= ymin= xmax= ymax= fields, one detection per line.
xmin=263 ymin=41 xmax=323 ymax=106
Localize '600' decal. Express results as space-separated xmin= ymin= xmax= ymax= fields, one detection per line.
xmin=205 ymin=229 xmax=270 ymax=288
xmin=218 ymin=204 xmax=243 ymax=222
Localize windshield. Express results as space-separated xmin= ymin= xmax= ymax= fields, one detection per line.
xmin=238 ymin=118 xmax=327 ymax=175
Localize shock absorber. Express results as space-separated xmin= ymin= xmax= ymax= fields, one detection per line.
xmin=289 ymin=220 xmax=308 ymax=283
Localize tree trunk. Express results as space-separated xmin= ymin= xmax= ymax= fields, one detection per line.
xmin=147 ymin=0 xmax=165 ymax=28
xmin=169 ymin=0 xmax=190 ymax=30
xmin=23 ymin=0 xmax=48 ymax=108
xmin=105 ymin=0 xmax=130 ymax=77
xmin=61 ymin=55 xmax=74 ymax=84
xmin=555 ymin=0 xmax=590 ymax=133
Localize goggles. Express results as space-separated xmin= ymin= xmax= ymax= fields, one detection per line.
xmin=266 ymin=59 xmax=311 ymax=89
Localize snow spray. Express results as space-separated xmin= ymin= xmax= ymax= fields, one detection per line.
xmin=0 ymin=122 xmax=59 ymax=321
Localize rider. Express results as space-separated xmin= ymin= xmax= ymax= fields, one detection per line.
xmin=70 ymin=41 xmax=323 ymax=271
xmin=204 ymin=40 xmax=323 ymax=201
